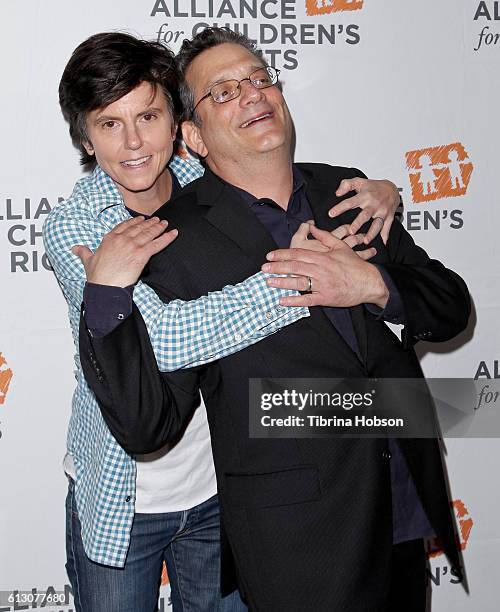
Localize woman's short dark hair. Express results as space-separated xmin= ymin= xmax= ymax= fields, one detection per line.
xmin=59 ymin=32 xmax=182 ymax=167
xmin=176 ymin=27 xmax=264 ymax=125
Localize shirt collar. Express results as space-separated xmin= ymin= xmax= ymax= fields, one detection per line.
xmin=211 ymin=164 xmax=306 ymax=209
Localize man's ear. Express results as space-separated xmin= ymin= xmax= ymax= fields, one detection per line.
xmin=182 ymin=121 xmax=208 ymax=158
xmin=82 ymin=140 xmax=94 ymax=156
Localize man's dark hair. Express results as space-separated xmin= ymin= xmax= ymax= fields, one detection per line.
xmin=59 ymin=32 xmax=183 ymax=167
xmin=176 ymin=27 xmax=264 ymax=125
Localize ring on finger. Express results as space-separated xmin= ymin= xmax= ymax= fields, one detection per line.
xmin=372 ymin=216 xmax=385 ymax=225
xmin=306 ymin=276 xmax=313 ymax=293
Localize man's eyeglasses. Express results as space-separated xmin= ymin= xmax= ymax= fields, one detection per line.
xmin=191 ymin=66 xmax=281 ymax=118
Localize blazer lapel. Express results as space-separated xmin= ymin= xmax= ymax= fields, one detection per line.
xmin=302 ymin=167 xmax=368 ymax=366
xmin=200 ymin=169 xmax=278 ymax=268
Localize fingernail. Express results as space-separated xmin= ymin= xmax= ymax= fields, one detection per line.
xmin=266 ymin=252 xmax=275 ymax=261
xmin=262 ymin=263 xmax=271 ymax=272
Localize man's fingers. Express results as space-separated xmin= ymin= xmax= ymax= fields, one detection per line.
xmin=265 ymin=246 xmax=321 ymax=264
xmin=279 ymin=293 xmax=317 ymax=308
xmin=266 ymin=275 xmax=311 ymax=292
xmin=71 ymin=245 xmax=93 ymax=265
xmin=290 ymin=222 xmax=312 ymax=248
xmin=343 ymin=233 xmax=367 ymax=249
xmin=262 ymin=259 xmax=316 ymax=277
xmin=309 ymin=224 xmax=342 ymax=249
xmin=356 ymin=247 xmax=377 ymax=261
xmin=330 ymin=224 xmax=351 ymax=240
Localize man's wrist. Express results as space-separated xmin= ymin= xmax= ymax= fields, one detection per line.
xmin=365 ymin=263 xmax=389 ymax=309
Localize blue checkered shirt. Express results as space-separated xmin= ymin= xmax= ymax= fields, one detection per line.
xmin=43 ymin=155 xmax=309 ymax=567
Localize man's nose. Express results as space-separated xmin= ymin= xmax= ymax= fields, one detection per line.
xmin=238 ymin=79 xmax=265 ymax=105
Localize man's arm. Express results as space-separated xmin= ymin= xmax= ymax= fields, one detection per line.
xmin=262 ymin=222 xmax=471 ymax=346
xmin=79 ymin=302 xmax=203 ymax=454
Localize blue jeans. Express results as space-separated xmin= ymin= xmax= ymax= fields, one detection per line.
xmin=66 ymin=480 xmax=247 ymax=612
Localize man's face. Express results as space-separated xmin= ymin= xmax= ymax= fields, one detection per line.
xmin=183 ymin=43 xmax=293 ymax=165
xmin=83 ymin=81 xmax=175 ymax=198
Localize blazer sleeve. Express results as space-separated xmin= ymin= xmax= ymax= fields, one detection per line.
xmin=345 ymin=166 xmax=471 ymax=348
xmin=379 ymin=218 xmax=471 ymax=348
xmin=79 ymin=302 xmax=204 ymax=455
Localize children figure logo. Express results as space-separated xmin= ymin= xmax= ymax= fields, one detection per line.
xmin=306 ymin=0 xmax=364 ymax=16
xmin=406 ymin=143 xmax=474 ymax=204
xmin=0 ymin=352 xmax=13 ymax=406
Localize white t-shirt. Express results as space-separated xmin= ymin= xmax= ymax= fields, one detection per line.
xmin=64 ymin=393 xmax=216 ymax=513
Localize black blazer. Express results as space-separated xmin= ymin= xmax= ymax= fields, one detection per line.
xmin=81 ymin=164 xmax=470 ymax=611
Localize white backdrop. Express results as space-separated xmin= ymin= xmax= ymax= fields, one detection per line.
xmin=0 ymin=1 xmax=498 ymax=610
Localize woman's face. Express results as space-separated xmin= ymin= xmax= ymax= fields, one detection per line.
xmin=83 ymin=81 xmax=176 ymax=205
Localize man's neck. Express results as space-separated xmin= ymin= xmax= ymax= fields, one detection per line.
xmin=208 ymin=153 xmax=294 ymax=210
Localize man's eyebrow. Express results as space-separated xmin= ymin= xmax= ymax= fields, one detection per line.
xmin=204 ymin=65 xmax=265 ymax=92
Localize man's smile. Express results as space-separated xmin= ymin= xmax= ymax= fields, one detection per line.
xmin=240 ymin=112 xmax=274 ymax=128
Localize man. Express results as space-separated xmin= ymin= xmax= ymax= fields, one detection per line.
xmin=79 ymin=28 xmax=470 ymax=611
xmin=44 ymin=32 xmax=399 ymax=612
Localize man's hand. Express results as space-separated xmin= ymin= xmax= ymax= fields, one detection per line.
xmin=328 ymin=177 xmax=400 ymax=245
xmin=72 ymin=216 xmax=178 ymax=287
xmin=291 ymin=221 xmax=378 ymax=256
xmin=262 ymin=225 xmax=388 ymax=308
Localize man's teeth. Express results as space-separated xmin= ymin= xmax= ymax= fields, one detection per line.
xmin=122 ymin=156 xmax=150 ymax=166
xmin=241 ymin=113 xmax=272 ymax=128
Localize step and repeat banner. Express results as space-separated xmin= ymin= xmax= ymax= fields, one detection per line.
xmin=1 ymin=1 xmax=498 ymax=610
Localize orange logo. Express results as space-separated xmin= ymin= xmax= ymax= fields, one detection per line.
xmin=0 ymin=352 xmax=13 ymax=405
xmin=406 ymin=142 xmax=473 ymax=203
xmin=161 ymin=561 xmax=170 ymax=586
xmin=426 ymin=499 xmax=473 ymax=559
xmin=306 ymin=0 xmax=363 ymax=16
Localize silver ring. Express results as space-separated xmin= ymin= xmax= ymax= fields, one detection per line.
xmin=372 ymin=216 xmax=385 ymax=224
xmin=306 ymin=276 xmax=312 ymax=293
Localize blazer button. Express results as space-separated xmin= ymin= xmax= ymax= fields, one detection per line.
xmin=382 ymin=450 xmax=392 ymax=460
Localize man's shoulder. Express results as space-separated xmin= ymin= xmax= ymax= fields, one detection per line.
xmin=296 ymin=162 xmax=367 ymax=184
xmin=156 ymin=174 xmax=208 ymax=227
